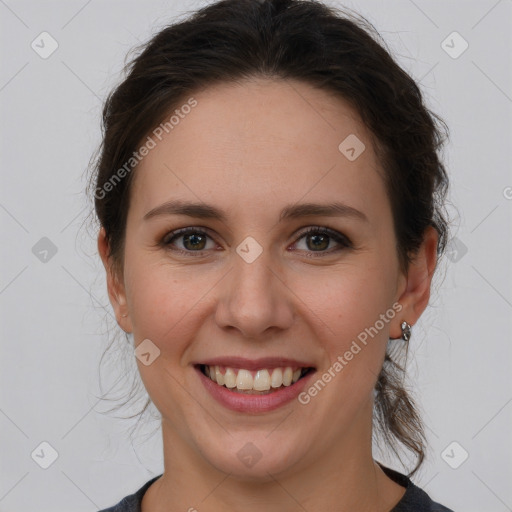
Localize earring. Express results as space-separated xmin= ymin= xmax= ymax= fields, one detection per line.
xmin=122 ymin=313 xmax=128 ymax=318
xmin=401 ymin=321 xmax=411 ymax=341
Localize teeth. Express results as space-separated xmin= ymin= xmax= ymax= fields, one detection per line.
xmin=215 ymin=366 xmax=225 ymax=386
xmin=283 ymin=367 xmax=293 ymax=386
xmin=254 ymin=369 xmax=271 ymax=391
xmin=203 ymin=365 xmax=307 ymax=392
xmin=224 ymin=368 xmax=236 ymax=388
xmin=271 ymin=368 xmax=283 ymax=388
xmin=236 ymin=369 xmax=253 ymax=390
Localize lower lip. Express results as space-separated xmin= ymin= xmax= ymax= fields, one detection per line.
xmin=196 ymin=366 xmax=315 ymax=413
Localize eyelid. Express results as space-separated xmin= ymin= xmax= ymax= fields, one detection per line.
xmin=162 ymin=226 xmax=211 ymax=243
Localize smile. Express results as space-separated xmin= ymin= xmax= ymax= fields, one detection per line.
xmin=194 ymin=359 xmax=316 ymax=413
xmin=199 ymin=364 xmax=314 ymax=393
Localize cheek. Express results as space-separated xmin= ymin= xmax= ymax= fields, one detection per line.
xmin=126 ymin=266 xmax=204 ymax=423
xmin=291 ymin=262 xmax=396 ymax=404
xmin=292 ymin=262 xmax=394 ymax=342
xmin=125 ymin=262 xmax=206 ymax=347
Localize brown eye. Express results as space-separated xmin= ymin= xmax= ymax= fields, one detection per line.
xmin=181 ymin=232 xmax=207 ymax=250
xmin=162 ymin=228 xmax=216 ymax=254
xmin=305 ymin=232 xmax=330 ymax=251
xmin=292 ymin=227 xmax=352 ymax=255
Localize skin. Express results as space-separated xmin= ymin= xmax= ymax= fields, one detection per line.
xmin=98 ymin=78 xmax=438 ymax=512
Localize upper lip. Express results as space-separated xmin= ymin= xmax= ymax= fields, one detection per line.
xmin=195 ymin=356 xmax=316 ymax=371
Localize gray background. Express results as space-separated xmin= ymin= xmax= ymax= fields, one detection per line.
xmin=1 ymin=0 xmax=511 ymax=511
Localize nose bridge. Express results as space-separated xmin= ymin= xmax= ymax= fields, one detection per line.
xmin=215 ymin=242 xmax=293 ymax=337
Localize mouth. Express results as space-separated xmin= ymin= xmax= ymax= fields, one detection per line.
xmin=193 ymin=356 xmax=317 ymax=412
xmin=196 ymin=364 xmax=315 ymax=395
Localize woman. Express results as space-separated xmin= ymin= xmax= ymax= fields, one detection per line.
xmin=91 ymin=0 xmax=454 ymax=510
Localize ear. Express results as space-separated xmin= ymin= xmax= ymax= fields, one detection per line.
xmin=392 ymin=225 xmax=438 ymax=339
xmin=97 ymin=227 xmax=133 ymax=333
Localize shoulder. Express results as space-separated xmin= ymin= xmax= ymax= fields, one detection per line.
xmin=97 ymin=474 xmax=162 ymax=512
xmin=379 ymin=463 xmax=455 ymax=512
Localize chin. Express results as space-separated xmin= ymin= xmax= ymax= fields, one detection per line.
xmin=197 ymin=431 xmax=307 ymax=481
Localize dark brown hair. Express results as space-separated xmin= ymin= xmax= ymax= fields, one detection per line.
xmin=87 ymin=0 xmax=451 ymax=477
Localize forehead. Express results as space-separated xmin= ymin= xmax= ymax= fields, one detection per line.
xmin=129 ymin=78 xmax=389 ymax=227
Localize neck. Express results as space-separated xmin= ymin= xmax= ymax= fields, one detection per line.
xmin=142 ymin=401 xmax=405 ymax=512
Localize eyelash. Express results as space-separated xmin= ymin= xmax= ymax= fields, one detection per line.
xmin=160 ymin=226 xmax=352 ymax=258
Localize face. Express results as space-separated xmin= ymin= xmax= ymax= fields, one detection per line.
xmin=99 ymin=78 xmax=434 ymax=480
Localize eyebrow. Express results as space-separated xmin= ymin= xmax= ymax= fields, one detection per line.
xmin=143 ymin=199 xmax=368 ymax=223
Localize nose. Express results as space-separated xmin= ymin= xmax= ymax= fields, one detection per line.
xmin=214 ymin=247 xmax=295 ymax=339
